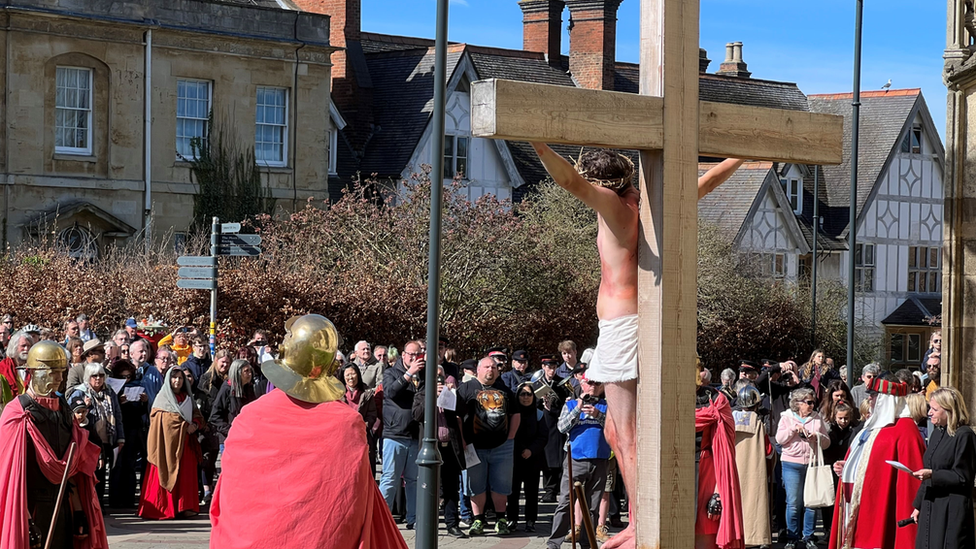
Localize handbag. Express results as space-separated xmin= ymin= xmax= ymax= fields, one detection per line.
xmin=803 ymin=434 xmax=836 ymax=508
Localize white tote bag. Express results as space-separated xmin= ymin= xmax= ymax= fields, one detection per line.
xmin=803 ymin=437 xmax=836 ymax=508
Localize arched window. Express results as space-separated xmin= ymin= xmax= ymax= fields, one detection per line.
xmin=57 ymin=225 xmax=97 ymax=261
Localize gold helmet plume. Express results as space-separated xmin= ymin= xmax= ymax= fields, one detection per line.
xmin=261 ymin=314 xmax=345 ymax=404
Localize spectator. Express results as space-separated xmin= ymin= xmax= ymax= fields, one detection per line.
xmin=822 ymin=401 xmax=858 ymax=543
xmin=77 ymin=313 xmax=95 ymax=342
xmin=342 ymin=364 xmax=381 ymax=476
xmin=799 ymin=349 xmax=826 ymax=383
xmin=411 ymin=365 xmax=467 ymax=538
xmin=66 ymin=337 xmax=100 ymax=389
xmin=138 ymin=368 xmax=204 ymax=519
xmin=108 ymin=360 xmax=147 ymax=508
xmin=0 ymin=330 xmax=35 ymax=397
xmin=181 ymin=337 xmax=211 ymax=382
xmin=209 ymin=359 xmax=257 ymax=444
xmin=912 ymin=386 xmax=976 ymax=549
xmin=501 ymin=350 xmax=531 ymax=393
xmin=850 ymin=363 xmax=880 ymax=407
xmin=141 ymin=344 xmax=173 ymax=405
xmin=555 ymin=341 xmax=578 ymax=389
xmin=921 ymin=330 xmax=941 ymax=370
xmin=907 ymin=392 xmax=930 ymax=441
xmin=460 ymin=358 xmax=477 ymax=383
xmin=112 ymin=328 xmax=130 ymax=348
xmin=924 ymin=353 xmax=941 ymax=398
xmin=373 ymin=345 xmax=389 ymax=369
xmin=488 ymin=346 xmax=509 ymax=374
xmin=438 ymin=336 xmax=460 ymax=384
xmin=719 ymin=368 xmax=737 ymax=402
xmin=64 ymin=319 xmax=81 ymax=345
xmin=198 ymin=349 xmax=232 ymax=407
xmin=357 ymin=341 xmax=383 ymax=390
xmin=124 ymin=317 xmax=139 ymax=340
xmin=247 ymin=329 xmax=272 ymax=363
xmin=535 ymin=354 xmax=569 ymax=503
xmin=68 ymin=363 xmax=125 ymax=506
xmin=353 ymin=340 xmax=371 ymax=367
xmin=738 ymin=360 xmax=760 ymax=382
xmin=379 ymin=340 xmax=425 ymax=529
xmin=236 ymin=345 xmax=262 ymax=383
xmin=508 ymin=381 xmax=548 ymax=533
xmin=820 ymin=379 xmax=858 ymax=424
xmin=776 ymin=387 xmax=830 ymax=549
xmin=457 ymin=356 xmax=520 ymax=536
xmin=547 ymin=373 xmax=609 ymax=548
xmin=732 ymin=384 xmax=773 ymax=549
xmin=157 ymin=327 xmax=193 ymax=365
xmin=182 ymin=365 xmax=215 ymax=504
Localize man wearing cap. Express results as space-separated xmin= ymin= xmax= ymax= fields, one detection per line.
xmin=829 ymin=378 xmax=925 ymax=549
xmin=66 ymin=339 xmax=106 ymax=389
xmin=0 ymin=330 xmax=35 ymax=403
xmin=501 ymin=350 xmax=530 ymax=394
xmin=738 ymin=360 xmax=760 ymax=383
xmin=210 ymin=314 xmax=407 ymax=548
xmin=536 ymin=354 xmax=569 ymax=502
xmin=487 ymin=347 xmax=509 ymax=374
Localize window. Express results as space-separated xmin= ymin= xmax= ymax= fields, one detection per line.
xmin=57 ymin=225 xmax=96 ymax=260
xmin=55 ymin=67 xmax=93 ymax=155
xmin=444 ymin=135 xmax=469 ymax=179
xmin=901 ymin=125 xmax=922 ymax=154
xmin=176 ymin=80 xmax=211 ymax=159
xmin=772 ymin=253 xmax=785 ymax=279
xmin=889 ymin=333 xmax=922 ymax=365
xmin=329 ymin=126 xmax=338 ymax=176
xmin=908 ymin=246 xmax=942 ymax=293
xmin=781 ymin=177 xmax=802 ymax=214
xmin=255 ymin=87 xmax=288 ymax=166
xmin=854 ymin=243 xmax=875 ymax=291
xmin=798 ymin=254 xmax=812 ymax=282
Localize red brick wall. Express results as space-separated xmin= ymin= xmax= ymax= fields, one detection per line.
xmin=565 ymin=0 xmax=621 ymax=90
xmin=520 ymin=0 xmax=565 ymax=60
xmin=291 ymin=0 xmax=360 ymax=81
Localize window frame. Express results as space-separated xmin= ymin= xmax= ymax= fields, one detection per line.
xmin=854 ymin=243 xmax=875 ymax=292
xmin=908 ymin=246 xmax=942 ymax=293
xmin=329 ymin=125 xmax=338 ymax=176
xmin=254 ymin=86 xmax=289 ymax=168
xmin=781 ymin=177 xmax=803 ymax=214
xmin=54 ymin=66 xmax=94 ymax=156
xmin=175 ymin=79 xmax=213 ymax=160
xmin=443 ymin=134 xmax=469 ymax=180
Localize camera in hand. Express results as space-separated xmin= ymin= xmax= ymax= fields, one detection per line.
xmin=581 ymin=393 xmax=600 ymax=406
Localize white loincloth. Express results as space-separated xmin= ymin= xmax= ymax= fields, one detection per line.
xmin=587 ymin=314 xmax=639 ymax=383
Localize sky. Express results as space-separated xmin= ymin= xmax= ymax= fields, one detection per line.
xmin=361 ymin=0 xmax=948 ymax=141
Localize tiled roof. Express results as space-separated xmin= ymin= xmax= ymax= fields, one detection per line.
xmin=881 ymin=296 xmax=942 ymax=326
xmin=807 ymin=89 xmax=920 ymax=225
xmin=698 ymin=161 xmax=773 ymax=237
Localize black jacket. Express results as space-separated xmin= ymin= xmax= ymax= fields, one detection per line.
xmin=382 ymin=358 xmax=422 ymax=440
xmin=209 ymin=382 xmax=257 ymax=442
xmin=412 ymin=386 xmax=465 ymax=468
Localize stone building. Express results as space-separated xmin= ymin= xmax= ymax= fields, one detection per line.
xmin=0 ymin=0 xmax=334 ymax=256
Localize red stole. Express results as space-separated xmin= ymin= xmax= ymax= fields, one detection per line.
xmin=695 ymin=392 xmax=745 ymax=549
xmin=0 ymin=396 xmax=107 ymax=549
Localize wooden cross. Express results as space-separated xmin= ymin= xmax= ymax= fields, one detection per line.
xmin=470 ymin=1 xmax=843 ymax=547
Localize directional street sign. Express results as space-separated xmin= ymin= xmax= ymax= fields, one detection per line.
xmin=217 ymin=245 xmax=261 ymax=257
xmin=177 ymin=256 xmax=217 ymax=267
xmin=178 ymin=267 xmax=216 ymax=280
xmin=177 ymin=279 xmax=217 ymax=290
xmin=220 ymin=223 xmax=241 ymax=234
xmin=219 ymin=234 xmax=262 ymax=247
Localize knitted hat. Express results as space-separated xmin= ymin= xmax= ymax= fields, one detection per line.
xmin=867 ymin=377 xmax=908 ymax=397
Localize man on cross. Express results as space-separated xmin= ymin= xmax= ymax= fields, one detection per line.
xmin=532 ymin=143 xmax=742 ymax=548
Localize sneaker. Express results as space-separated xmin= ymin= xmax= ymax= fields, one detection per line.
xmin=805 ymin=540 xmax=818 ymax=549
xmin=468 ymin=519 xmax=485 ymax=536
xmin=784 ymin=542 xmax=796 ymax=549
xmin=459 ymin=519 xmax=471 ymax=529
xmin=596 ymin=524 xmax=611 ymax=542
xmin=524 ymin=521 xmax=535 ymax=533
xmin=495 ymin=518 xmax=511 ymax=535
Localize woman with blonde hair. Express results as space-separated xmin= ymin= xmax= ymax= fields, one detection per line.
xmin=776 ymin=387 xmax=830 ymax=549
xmin=799 ymin=349 xmax=825 ymax=383
xmin=906 ymin=392 xmax=930 ymax=441
xmin=912 ymin=386 xmax=976 ymax=549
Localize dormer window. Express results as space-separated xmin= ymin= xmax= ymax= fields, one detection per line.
xmin=901 ymin=125 xmax=922 ymax=154
xmin=781 ymin=177 xmax=803 ymax=215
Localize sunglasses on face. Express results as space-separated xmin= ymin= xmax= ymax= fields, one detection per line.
xmin=519 ymin=392 xmax=533 ymax=397
xmin=803 ymin=400 xmax=816 ymax=405
xmin=91 ymin=374 xmax=105 ymax=378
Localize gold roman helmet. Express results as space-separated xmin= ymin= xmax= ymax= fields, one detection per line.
xmin=261 ymin=314 xmax=344 ymax=404
xmin=25 ymin=340 xmax=69 ymax=396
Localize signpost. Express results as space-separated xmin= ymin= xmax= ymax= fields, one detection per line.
xmin=176 ymin=217 xmax=263 ymax=356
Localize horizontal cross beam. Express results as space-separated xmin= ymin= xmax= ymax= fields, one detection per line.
xmin=470 ymin=78 xmax=844 ymax=165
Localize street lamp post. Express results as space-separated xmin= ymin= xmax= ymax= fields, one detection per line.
xmin=847 ymin=0 xmax=863 ymax=384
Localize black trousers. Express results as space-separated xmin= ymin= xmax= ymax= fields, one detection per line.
xmin=441 ymin=444 xmax=462 ymax=528
xmin=543 ymin=466 xmax=562 ymax=498
xmin=507 ymin=455 xmax=541 ymax=524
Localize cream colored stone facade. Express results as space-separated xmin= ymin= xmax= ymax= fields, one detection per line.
xmin=0 ymin=1 xmax=333 ymax=254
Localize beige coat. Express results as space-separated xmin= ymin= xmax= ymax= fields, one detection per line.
xmin=733 ymin=409 xmax=772 ymax=547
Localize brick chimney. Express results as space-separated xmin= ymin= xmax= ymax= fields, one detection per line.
xmin=519 ymin=0 xmax=565 ymax=66
xmin=565 ymin=0 xmax=622 ymax=90
xmin=291 ymin=0 xmax=361 ymax=81
xmin=716 ymin=41 xmax=751 ymax=78
xmin=699 ymin=48 xmax=710 ymax=73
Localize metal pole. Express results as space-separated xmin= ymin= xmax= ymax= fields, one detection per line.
xmin=812 ymin=167 xmax=819 ymax=348
xmin=847 ymin=0 xmax=863 ymax=384
xmin=210 ymin=217 xmax=219 ymax=358
xmin=416 ymin=0 xmax=449 ymax=544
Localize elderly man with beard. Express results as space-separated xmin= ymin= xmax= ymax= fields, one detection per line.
xmin=457 ymin=356 xmax=521 ymax=536
xmin=0 ymin=330 xmax=36 ymax=402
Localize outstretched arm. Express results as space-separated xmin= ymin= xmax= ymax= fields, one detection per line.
xmin=698 ymin=158 xmax=744 ymax=200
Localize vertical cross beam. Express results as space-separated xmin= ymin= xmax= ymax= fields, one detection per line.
xmin=635 ymin=0 xmax=699 ymax=547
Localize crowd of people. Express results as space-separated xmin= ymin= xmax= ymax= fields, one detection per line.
xmin=2 ymin=312 xmax=974 ymax=549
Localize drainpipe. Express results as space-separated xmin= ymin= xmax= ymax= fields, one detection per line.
xmin=144 ymin=28 xmax=153 ymax=246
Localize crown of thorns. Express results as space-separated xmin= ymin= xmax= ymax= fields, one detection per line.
xmin=573 ymin=150 xmax=636 ymax=192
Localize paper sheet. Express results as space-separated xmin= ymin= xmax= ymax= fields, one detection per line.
xmin=436 ymin=387 xmax=457 ymax=411
xmin=886 ymin=460 xmax=915 ymax=475
xmin=105 ymin=377 xmax=126 ymax=394
xmin=464 ymin=444 xmax=481 ymax=469
xmin=113 ymin=446 xmax=120 ymax=465
xmin=123 ymin=386 xmax=145 ymax=402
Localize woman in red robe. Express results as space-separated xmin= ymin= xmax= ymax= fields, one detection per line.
xmin=138 ymin=367 xmax=204 ymax=519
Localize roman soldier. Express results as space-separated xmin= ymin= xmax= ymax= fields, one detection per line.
xmin=0 ymin=340 xmax=107 ymax=549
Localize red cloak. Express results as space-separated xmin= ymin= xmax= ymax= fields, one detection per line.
xmin=210 ymin=389 xmax=408 ymax=549
xmin=695 ymin=392 xmax=745 ymax=549
xmin=0 ymin=396 xmax=107 ymax=549
xmin=0 ymin=357 xmax=22 ymax=398
xmin=828 ymin=417 xmax=925 ymax=549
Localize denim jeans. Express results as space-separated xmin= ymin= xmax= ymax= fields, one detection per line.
xmin=379 ymin=437 xmax=418 ymax=524
xmin=782 ymin=460 xmax=815 ymax=540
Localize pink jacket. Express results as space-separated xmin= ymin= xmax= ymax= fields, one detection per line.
xmin=775 ymin=410 xmax=830 ymax=464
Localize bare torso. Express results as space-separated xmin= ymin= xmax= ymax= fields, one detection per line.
xmin=596 ymin=187 xmax=639 ymax=320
